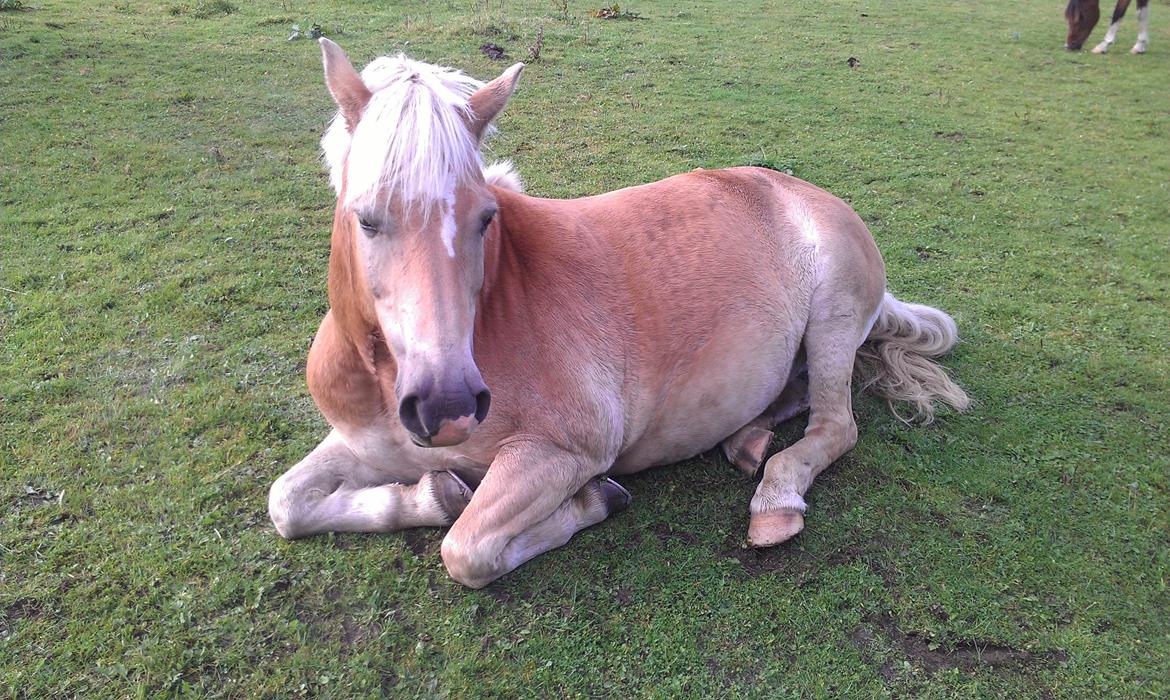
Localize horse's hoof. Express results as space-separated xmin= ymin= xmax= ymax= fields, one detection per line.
xmin=1091 ymin=43 xmax=1109 ymax=54
xmin=1130 ymin=43 xmax=1147 ymax=54
xmin=747 ymin=509 xmax=805 ymax=548
xmin=721 ymin=427 xmax=774 ymax=478
xmin=426 ymin=471 xmax=474 ymax=523
xmin=598 ymin=477 xmax=632 ymax=514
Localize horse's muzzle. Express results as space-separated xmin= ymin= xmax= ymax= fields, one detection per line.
xmin=399 ymin=384 xmax=491 ymax=448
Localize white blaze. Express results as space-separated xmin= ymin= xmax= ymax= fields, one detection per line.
xmin=440 ymin=175 xmax=457 ymax=258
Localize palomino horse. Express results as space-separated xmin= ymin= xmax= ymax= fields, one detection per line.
xmin=268 ymin=39 xmax=969 ymax=588
xmin=1065 ymin=0 xmax=1151 ymax=52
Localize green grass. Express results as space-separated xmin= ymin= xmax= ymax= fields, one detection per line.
xmin=2 ymin=1 xmax=1168 ymax=697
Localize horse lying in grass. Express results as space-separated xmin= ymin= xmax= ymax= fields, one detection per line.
xmin=268 ymin=39 xmax=969 ymax=588
xmin=1065 ymin=0 xmax=1151 ymax=53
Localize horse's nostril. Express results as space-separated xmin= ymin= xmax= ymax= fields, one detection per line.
xmin=475 ymin=389 xmax=491 ymax=423
xmin=398 ymin=394 xmax=427 ymax=437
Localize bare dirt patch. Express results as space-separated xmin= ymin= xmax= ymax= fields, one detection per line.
xmin=401 ymin=529 xmax=439 ymax=558
xmin=851 ymin=613 xmax=1069 ymax=675
xmin=697 ymin=632 xmax=763 ymax=690
xmin=2 ymin=597 xmax=44 ymax=633
xmin=718 ymin=536 xmax=896 ymax=586
xmin=653 ymin=522 xmax=699 ymax=545
xmin=340 ymin=616 xmax=383 ymax=646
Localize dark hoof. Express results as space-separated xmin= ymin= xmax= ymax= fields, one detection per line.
xmin=428 ymin=471 xmax=474 ymax=523
xmin=598 ymin=477 xmax=632 ymax=514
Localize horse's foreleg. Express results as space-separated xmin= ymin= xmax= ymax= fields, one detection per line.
xmin=268 ymin=431 xmax=472 ymax=539
xmin=1131 ymin=0 xmax=1149 ymax=53
xmin=1092 ymin=0 xmax=1134 ymax=53
xmin=747 ymin=308 xmax=869 ymax=547
xmin=440 ymin=443 xmax=626 ymax=588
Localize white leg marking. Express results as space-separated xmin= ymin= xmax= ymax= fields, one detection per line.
xmin=497 ymin=486 xmax=614 ymax=574
xmin=268 ymin=433 xmax=460 ymax=538
xmin=1093 ymin=21 xmax=1122 ymax=53
xmin=1132 ymin=6 xmax=1149 ymax=53
xmin=750 ymin=487 xmax=808 ymax=514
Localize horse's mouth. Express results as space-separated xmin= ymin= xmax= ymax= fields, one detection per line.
xmin=407 ymin=414 xmax=480 ymax=448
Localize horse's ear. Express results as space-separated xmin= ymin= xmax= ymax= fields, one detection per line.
xmin=466 ymin=63 xmax=525 ymax=142
xmin=320 ymin=38 xmax=371 ymax=133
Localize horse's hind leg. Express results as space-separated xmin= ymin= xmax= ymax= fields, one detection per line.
xmin=268 ymin=430 xmax=472 ymax=539
xmin=1092 ymin=0 xmax=1134 ymax=53
xmin=748 ymin=299 xmax=874 ymax=547
xmin=721 ymin=357 xmax=810 ymax=477
xmin=1131 ymin=0 xmax=1149 ymax=53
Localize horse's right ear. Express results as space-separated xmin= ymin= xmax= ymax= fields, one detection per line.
xmin=320 ymin=38 xmax=371 ymax=133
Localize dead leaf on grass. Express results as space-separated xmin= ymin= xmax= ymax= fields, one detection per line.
xmin=480 ymin=43 xmax=507 ymax=60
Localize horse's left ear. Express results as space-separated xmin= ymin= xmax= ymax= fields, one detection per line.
xmin=466 ymin=63 xmax=525 ymax=142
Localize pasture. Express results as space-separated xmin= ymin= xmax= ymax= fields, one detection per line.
xmin=1 ymin=0 xmax=1167 ymax=697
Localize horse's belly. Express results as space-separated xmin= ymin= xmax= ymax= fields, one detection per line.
xmin=609 ymin=342 xmax=798 ymax=474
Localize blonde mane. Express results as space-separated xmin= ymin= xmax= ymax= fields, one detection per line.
xmin=322 ymin=53 xmax=502 ymax=209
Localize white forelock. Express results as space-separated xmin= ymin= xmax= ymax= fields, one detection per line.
xmin=321 ymin=53 xmax=486 ymax=210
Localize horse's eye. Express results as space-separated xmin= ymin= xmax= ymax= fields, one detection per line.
xmin=357 ymin=217 xmax=378 ymax=237
xmin=479 ymin=209 xmax=497 ymax=235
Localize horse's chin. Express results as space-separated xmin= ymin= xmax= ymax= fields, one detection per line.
xmin=408 ymin=415 xmax=480 ymax=448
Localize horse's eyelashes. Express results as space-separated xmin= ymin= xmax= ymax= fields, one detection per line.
xmin=479 ymin=210 xmax=497 ymax=235
xmin=358 ymin=217 xmax=379 ymax=237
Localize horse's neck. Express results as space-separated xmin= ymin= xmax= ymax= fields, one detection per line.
xmin=477 ymin=189 xmax=613 ymax=344
xmin=480 ymin=189 xmax=554 ymax=311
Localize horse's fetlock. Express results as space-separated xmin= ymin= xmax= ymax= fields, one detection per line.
xmin=422 ymin=471 xmax=473 ymax=524
xmin=750 ymin=483 xmax=807 ymax=515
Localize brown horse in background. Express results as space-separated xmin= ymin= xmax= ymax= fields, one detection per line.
xmin=267 ymin=39 xmax=969 ymax=588
xmin=1065 ymin=0 xmax=1151 ymax=52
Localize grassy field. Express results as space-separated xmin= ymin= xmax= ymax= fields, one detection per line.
xmin=2 ymin=0 xmax=1168 ymax=697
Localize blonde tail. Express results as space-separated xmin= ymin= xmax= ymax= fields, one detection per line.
xmin=855 ymin=292 xmax=970 ymax=423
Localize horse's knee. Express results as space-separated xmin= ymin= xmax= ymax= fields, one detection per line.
xmin=268 ymin=474 xmax=301 ymax=539
xmin=440 ymin=529 xmax=501 ymax=589
xmin=268 ymin=471 xmax=332 ymax=539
